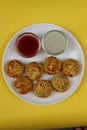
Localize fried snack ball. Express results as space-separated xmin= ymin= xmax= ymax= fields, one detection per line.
xmin=51 ymin=74 xmax=69 ymax=92
xmin=33 ymin=80 xmax=53 ymax=98
xmin=26 ymin=62 xmax=44 ymax=81
xmin=14 ymin=76 xmax=33 ymax=94
xmin=6 ymin=60 xmax=25 ymax=78
xmin=43 ymin=56 xmax=61 ymax=75
xmin=62 ymin=58 xmax=79 ymax=77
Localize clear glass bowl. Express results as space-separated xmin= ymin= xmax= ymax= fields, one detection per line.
xmin=16 ymin=32 xmax=41 ymax=58
xmin=42 ymin=30 xmax=68 ymax=55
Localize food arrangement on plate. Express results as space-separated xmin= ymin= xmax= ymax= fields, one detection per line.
xmin=6 ymin=57 xmax=80 ymax=98
xmin=5 ymin=29 xmax=80 ymax=98
xmin=2 ymin=23 xmax=84 ymax=105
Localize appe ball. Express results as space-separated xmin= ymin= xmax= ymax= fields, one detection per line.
xmin=52 ymin=73 xmax=69 ymax=92
xmin=62 ymin=58 xmax=79 ymax=77
xmin=14 ymin=76 xmax=33 ymax=94
xmin=43 ymin=56 xmax=61 ymax=75
xmin=33 ymin=80 xmax=53 ymax=98
xmin=6 ymin=60 xmax=25 ymax=78
xmin=26 ymin=62 xmax=44 ymax=81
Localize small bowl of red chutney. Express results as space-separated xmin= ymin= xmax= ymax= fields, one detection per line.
xmin=16 ymin=32 xmax=41 ymax=58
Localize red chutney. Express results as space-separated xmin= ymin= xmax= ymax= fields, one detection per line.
xmin=16 ymin=33 xmax=40 ymax=58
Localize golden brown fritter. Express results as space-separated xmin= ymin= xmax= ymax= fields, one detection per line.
xmin=43 ymin=56 xmax=61 ymax=75
xmin=14 ymin=76 xmax=33 ymax=94
xmin=6 ymin=60 xmax=25 ymax=78
xmin=51 ymin=73 xmax=69 ymax=92
xmin=26 ymin=62 xmax=44 ymax=81
xmin=33 ymin=80 xmax=53 ymax=98
xmin=62 ymin=58 xmax=79 ymax=77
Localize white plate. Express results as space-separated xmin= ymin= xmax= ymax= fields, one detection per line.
xmin=2 ymin=23 xmax=85 ymax=106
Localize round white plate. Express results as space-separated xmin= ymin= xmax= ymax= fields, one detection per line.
xmin=2 ymin=23 xmax=85 ymax=106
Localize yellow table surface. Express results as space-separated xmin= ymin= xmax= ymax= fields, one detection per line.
xmin=0 ymin=0 xmax=87 ymax=129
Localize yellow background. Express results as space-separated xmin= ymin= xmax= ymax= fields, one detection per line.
xmin=0 ymin=0 xmax=87 ymax=129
